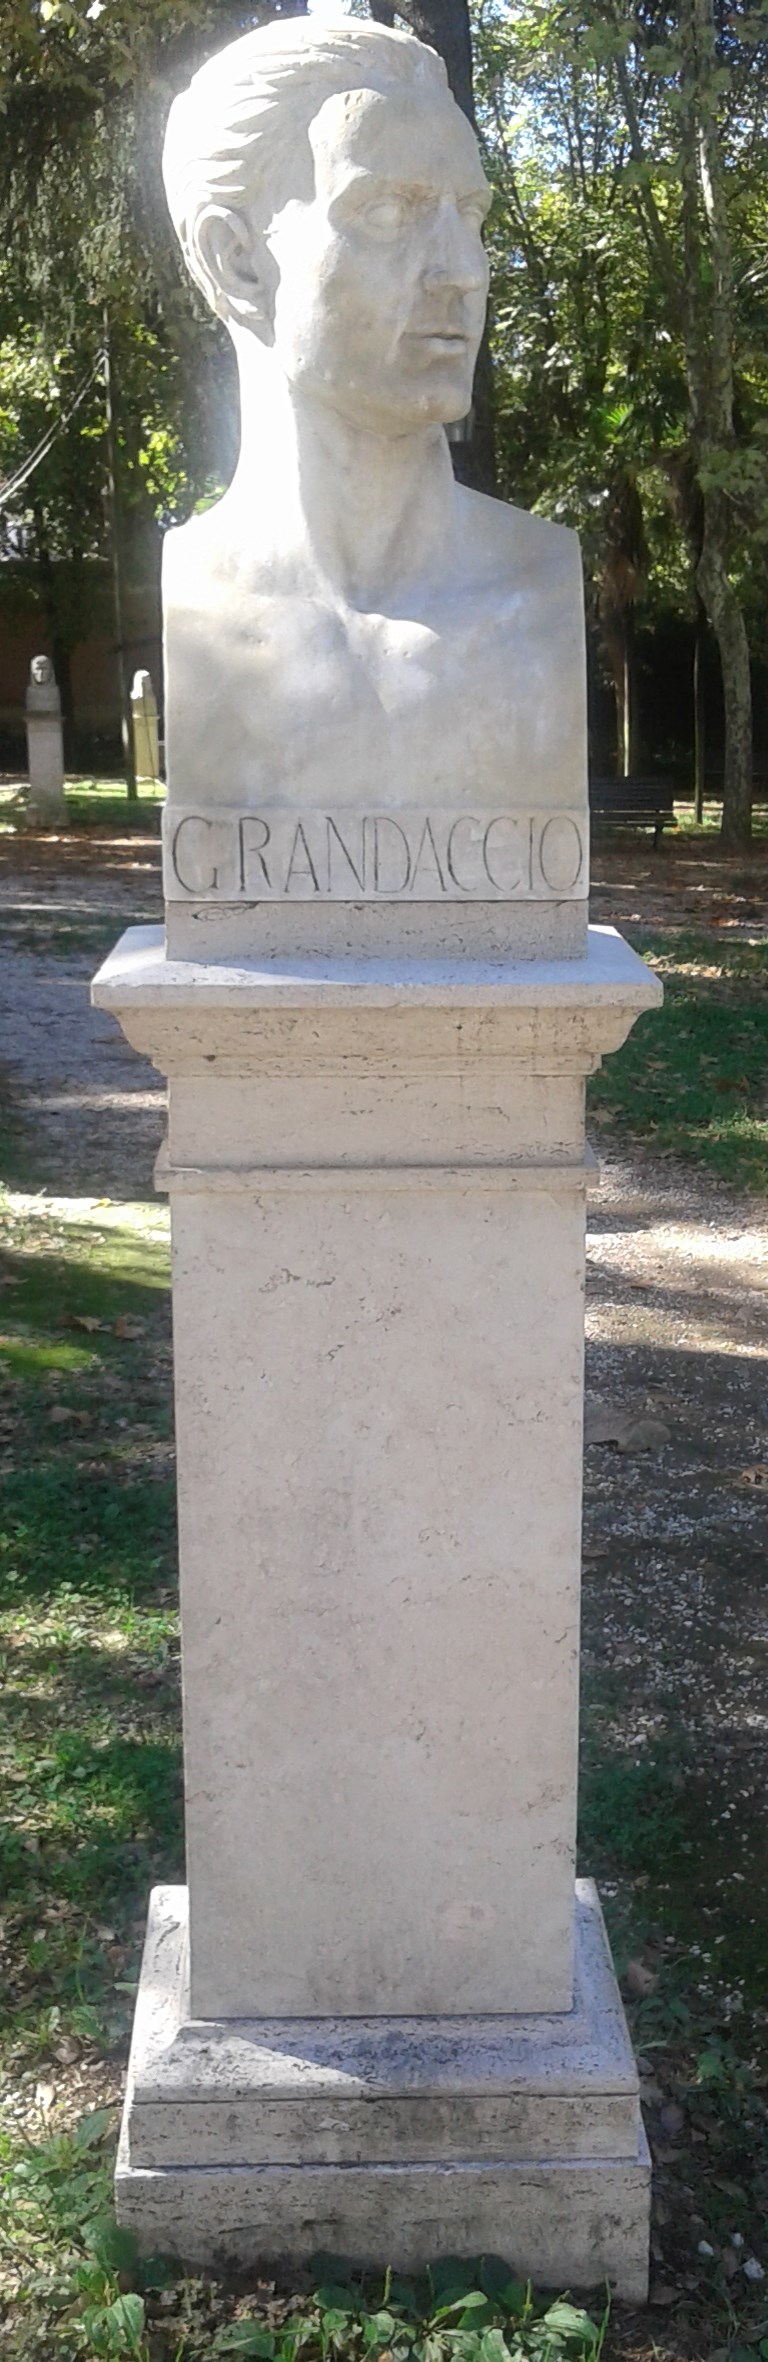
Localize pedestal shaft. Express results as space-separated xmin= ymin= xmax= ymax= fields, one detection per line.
xmin=92 ymin=926 xmax=660 ymax=2291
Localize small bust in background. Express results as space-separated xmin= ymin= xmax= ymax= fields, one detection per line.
xmin=160 ymin=18 xmax=586 ymax=828
xmin=27 ymin=654 xmax=60 ymax=709
xmin=26 ymin=655 xmax=65 ymax=816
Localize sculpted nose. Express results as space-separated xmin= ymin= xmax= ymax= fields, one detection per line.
xmin=421 ymin=198 xmax=487 ymax=295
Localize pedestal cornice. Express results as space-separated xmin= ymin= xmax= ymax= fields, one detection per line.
xmin=92 ymin=922 xmax=661 ymax=1082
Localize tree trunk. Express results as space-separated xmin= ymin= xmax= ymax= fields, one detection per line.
xmin=624 ymin=605 xmax=640 ymax=776
xmin=693 ymin=599 xmax=706 ymax=823
xmin=601 ymin=612 xmax=628 ymax=778
xmin=370 ymin=0 xmax=497 ymax=492
xmin=103 ymin=313 xmax=137 ymax=801
xmin=678 ymin=0 xmax=752 ymax=847
xmin=371 ymin=0 xmax=474 ymax=122
xmin=698 ymin=509 xmax=752 ymax=848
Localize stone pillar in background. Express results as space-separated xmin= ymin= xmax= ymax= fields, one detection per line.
xmin=130 ymin=670 xmax=160 ymax=783
xmin=25 ymin=655 xmax=65 ymax=823
xmin=92 ymin=12 xmax=661 ymax=2300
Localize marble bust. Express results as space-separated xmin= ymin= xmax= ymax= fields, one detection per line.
xmin=27 ymin=655 xmax=61 ymax=715
xmin=161 ymin=18 xmax=587 ymax=941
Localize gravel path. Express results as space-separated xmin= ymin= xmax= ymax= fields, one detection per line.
xmin=0 ymin=835 xmax=164 ymax=1200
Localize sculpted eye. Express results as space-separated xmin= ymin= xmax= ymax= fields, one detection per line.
xmin=359 ymin=197 xmax=409 ymax=235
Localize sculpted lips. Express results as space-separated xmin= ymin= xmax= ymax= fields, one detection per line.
xmin=404 ymin=324 xmax=473 ymax=351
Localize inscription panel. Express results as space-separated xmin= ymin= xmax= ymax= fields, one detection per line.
xmin=163 ymin=805 xmax=588 ymax=903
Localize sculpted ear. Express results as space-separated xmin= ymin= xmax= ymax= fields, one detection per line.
xmin=189 ymin=205 xmax=275 ymax=340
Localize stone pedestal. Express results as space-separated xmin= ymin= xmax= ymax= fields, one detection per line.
xmin=26 ymin=656 xmax=65 ymax=821
xmin=131 ymin=669 xmax=160 ymax=783
xmin=93 ymin=923 xmax=658 ymax=2297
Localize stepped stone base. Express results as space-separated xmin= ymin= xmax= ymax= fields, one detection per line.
xmin=116 ymin=1881 xmax=649 ymax=2299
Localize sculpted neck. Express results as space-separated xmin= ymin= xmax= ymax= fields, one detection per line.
xmin=228 ymin=337 xmax=457 ymax=610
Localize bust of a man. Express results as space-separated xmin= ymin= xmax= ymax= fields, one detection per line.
xmin=27 ymin=655 xmax=61 ymax=715
xmin=162 ymin=18 xmax=587 ymax=945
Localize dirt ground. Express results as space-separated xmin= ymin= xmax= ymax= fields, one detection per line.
xmin=1 ymin=821 xmax=767 ymax=2332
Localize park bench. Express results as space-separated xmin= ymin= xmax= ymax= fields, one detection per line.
xmin=589 ymin=774 xmax=676 ymax=846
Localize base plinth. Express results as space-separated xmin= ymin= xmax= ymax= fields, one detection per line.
xmin=116 ymin=1882 xmax=649 ymax=2300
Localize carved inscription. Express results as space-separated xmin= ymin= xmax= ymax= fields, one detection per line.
xmin=163 ymin=806 xmax=587 ymax=902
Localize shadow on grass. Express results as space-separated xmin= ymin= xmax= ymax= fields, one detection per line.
xmin=0 ymin=1185 xmax=169 ymax=1351
xmin=0 ymin=1461 xmax=176 ymax=1609
xmin=1 ymin=1730 xmax=183 ymax=1912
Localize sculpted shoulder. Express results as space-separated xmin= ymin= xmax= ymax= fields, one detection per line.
xmin=162 ymin=508 xmax=238 ymax=615
xmin=454 ymin=485 xmax=583 ymax=601
xmin=451 ymin=484 xmax=576 ymax=595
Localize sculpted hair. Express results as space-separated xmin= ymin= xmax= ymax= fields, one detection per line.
xmin=163 ymin=19 xmax=448 ymax=321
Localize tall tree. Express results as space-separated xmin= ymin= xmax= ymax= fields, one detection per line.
xmin=472 ymin=0 xmax=768 ymax=841
xmin=676 ymin=0 xmax=754 ymax=845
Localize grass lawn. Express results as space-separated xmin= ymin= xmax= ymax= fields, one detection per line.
xmin=0 ymin=780 xmax=164 ymax=839
xmin=1 ymin=909 xmax=768 ymax=2358
xmin=588 ymin=932 xmax=768 ymax=1193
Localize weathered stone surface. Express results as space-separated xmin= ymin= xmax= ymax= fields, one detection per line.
xmin=116 ymin=1883 xmax=650 ymax=2299
xmin=116 ymin=2140 xmax=651 ymax=2298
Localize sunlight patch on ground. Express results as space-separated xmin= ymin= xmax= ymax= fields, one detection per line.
xmin=23 ymin=1091 xmax=165 ymax=1115
xmin=0 ymin=1190 xmax=168 ymax=1240
xmin=590 ymin=1221 xmax=768 ymax=1273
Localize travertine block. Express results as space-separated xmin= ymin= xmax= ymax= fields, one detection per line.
xmin=116 ymin=1883 xmax=651 ymax=2299
xmin=93 ymin=924 xmax=659 ymax=2287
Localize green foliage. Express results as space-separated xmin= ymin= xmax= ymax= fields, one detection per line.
xmin=1 ymin=2117 xmax=607 ymax=2362
xmin=472 ymin=0 xmax=768 ymax=808
xmin=207 ymin=2270 xmax=605 ymax=2362
xmin=0 ymin=2111 xmax=179 ymax=2358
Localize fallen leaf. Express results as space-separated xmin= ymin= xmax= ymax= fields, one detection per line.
xmin=649 ymin=2284 xmax=678 ymax=2308
xmin=660 ymin=2101 xmax=686 ymax=2138
xmin=34 ymin=2083 xmax=54 ymax=2113
xmin=71 ymin=1315 xmax=104 ymax=1334
xmin=112 ymin=1316 xmax=145 ymax=1340
xmin=616 ymin=1415 xmax=671 ymax=1453
xmin=626 ymin=1958 xmax=659 ymax=1998
xmin=741 ymin=1465 xmax=768 ymax=1487
xmin=584 ymin=1400 xmax=670 ymax=1452
xmin=53 ymin=2036 xmax=81 ymax=2065
xmin=584 ymin=1401 xmax=626 ymax=1445
xmin=48 ymin=1404 xmax=76 ymax=1424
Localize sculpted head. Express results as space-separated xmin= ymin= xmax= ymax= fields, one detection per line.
xmin=30 ymin=654 xmax=55 ymax=685
xmin=163 ymin=19 xmax=490 ymax=435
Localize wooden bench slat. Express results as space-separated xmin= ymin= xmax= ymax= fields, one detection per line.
xmin=589 ymin=778 xmax=675 ymax=844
